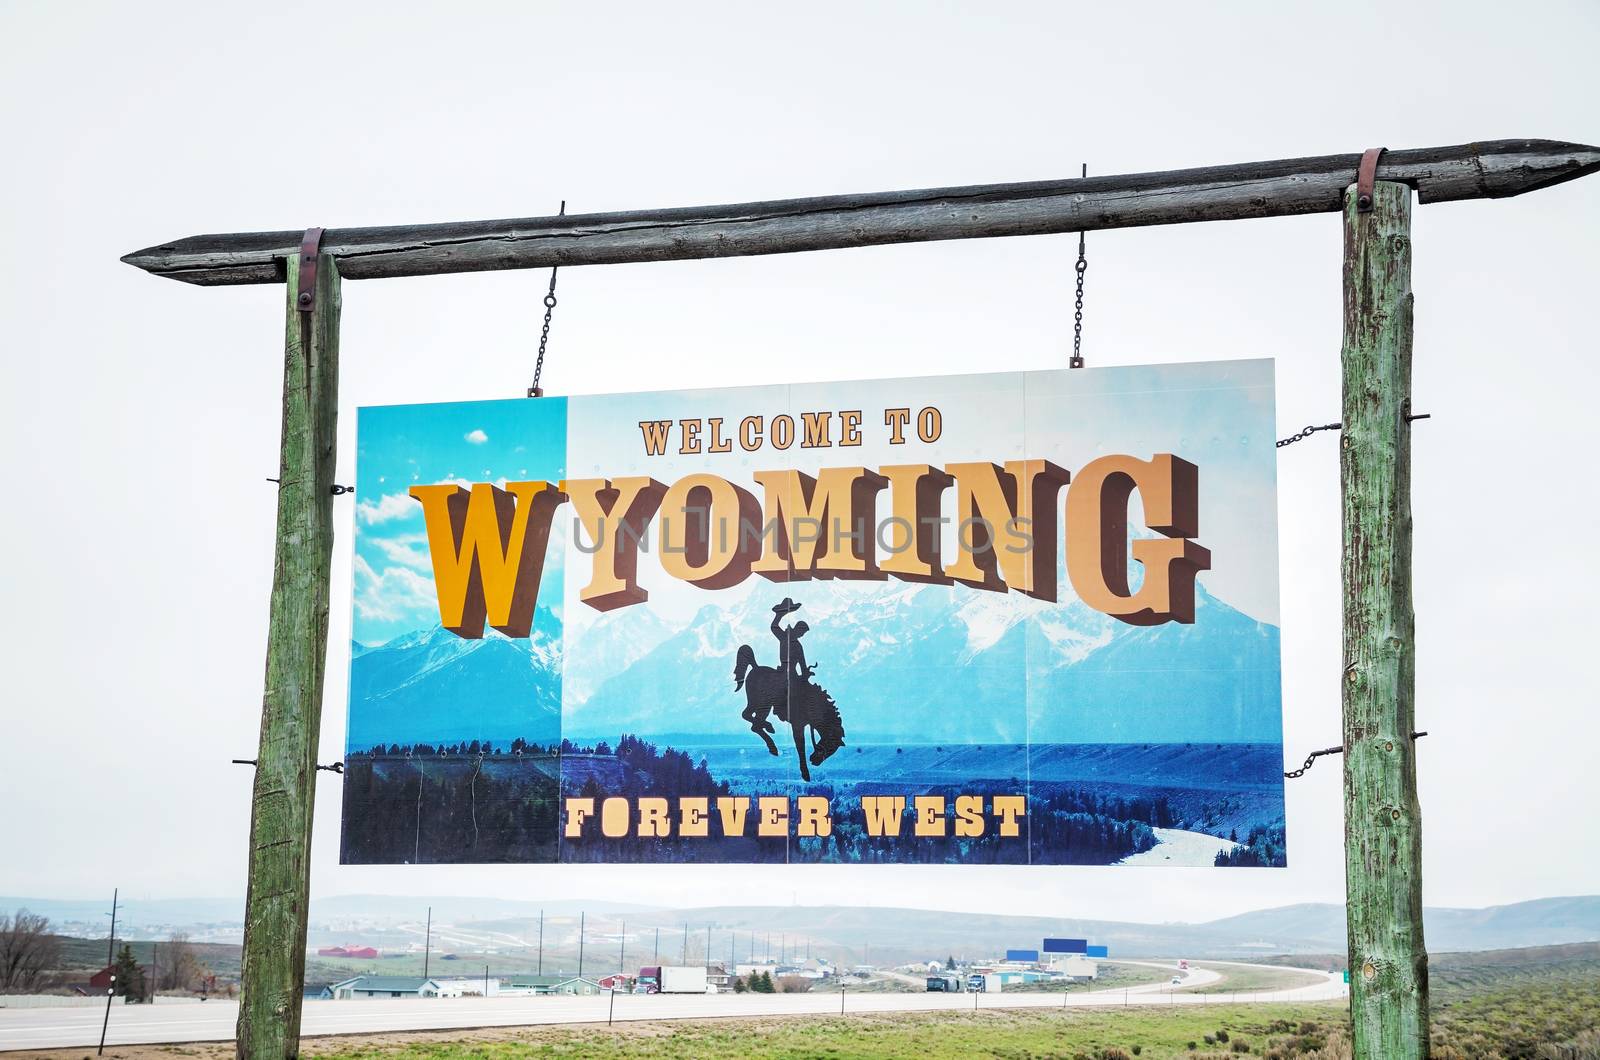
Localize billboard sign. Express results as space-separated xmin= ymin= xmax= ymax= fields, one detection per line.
xmin=1043 ymin=938 xmax=1089 ymax=954
xmin=340 ymin=360 xmax=1285 ymax=867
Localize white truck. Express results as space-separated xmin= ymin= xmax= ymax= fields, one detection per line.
xmin=656 ymin=966 xmax=709 ymax=994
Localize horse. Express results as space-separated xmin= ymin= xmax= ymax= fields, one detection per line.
xmin=733 ymin=644 xmax=846 ymax=782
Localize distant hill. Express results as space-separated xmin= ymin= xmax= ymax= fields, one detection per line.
xmin=10 ymin=894 xmax=1594 ymax=963
xmin=1201 ymin=896 xmax=1600 ymax=954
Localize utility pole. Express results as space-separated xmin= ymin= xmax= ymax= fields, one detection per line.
xmin=578 ymin=912 xmax=586 ymax=978
xmin=537 ymin=910 xmax=544 ymax=976
xmin=423 ymin=907 xmax=432 ymax=980
xmin=1340 ymin=175 xmax=1428 ymax=1058
xmin=653 ymin=926 xmax=659 ymax=963
xmin=97 ymin=888 xmax=118 ymax=1057
xmin=619 ymin=920 xmax=627 ymax=977
xmin=705 ymin=924 xmax=712 ymax=969
xmin=682 ymin=922 xmax=689 ymax=965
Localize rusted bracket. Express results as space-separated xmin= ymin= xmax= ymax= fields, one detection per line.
xmin=295 ymin=227 xmax=325 ymax=312
xmin=1356 ymin=148 xmax=1387 ymax=212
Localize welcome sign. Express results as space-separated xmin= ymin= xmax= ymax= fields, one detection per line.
xmin=341 ymin=359 xmax=1286 ymax=867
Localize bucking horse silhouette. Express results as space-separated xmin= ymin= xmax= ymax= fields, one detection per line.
xmin=732 ymin=598 xmax=846 ymax=781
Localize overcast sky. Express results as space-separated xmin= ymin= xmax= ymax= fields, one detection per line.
xmin=2 ymin=1 xmax=1596 ymax=924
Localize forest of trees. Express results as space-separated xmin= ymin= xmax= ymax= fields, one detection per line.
xmin=1214 ymin=822 xmax=1289 ymax=867
xmin=341 ymin=743 xmax=561 ymax=864
xmin=358 ymin=738 xmax=558 ymax=758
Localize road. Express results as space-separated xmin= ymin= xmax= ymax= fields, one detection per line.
xmin=0 ymin=962 xmax=1345 ymax=1052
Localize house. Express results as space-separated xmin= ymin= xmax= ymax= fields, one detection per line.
xmin=597 ymin=973 xmax=631 ymax=991
xmin=87 ymin=961 xmax=151 ymax=993
xmin=736 ymin=961 xmax=779 ymax=979
xmin=551 ymin=976 xmax=603 ymax=995
xmin=1047 ymin=955 xmax=1098 ymax=979
xmin=795 ymin=958 xmax=833 ymax=980
xmin=503 ymin=975 xmax=604 ymax=996
xmin=322 ymin=976 xmax=449 ymax=999
xmin=432 ymin=976 xmax=501 ymax=997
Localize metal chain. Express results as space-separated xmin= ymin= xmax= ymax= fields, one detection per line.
xmin=1278 ymin=411 xmax=1430 ymax=448
xmin=528 ymin=200 xmax=566 ymax=398
xmin=1285 ymin=731 xmax=1427 ymax=779
xmin=1070 ymin=164 xmax=1087 ymax=369
xmin=1276 ymin=422 xmax=1342 ymax=448
xmin=1285 ymin=745 xmax=1343 ymax=779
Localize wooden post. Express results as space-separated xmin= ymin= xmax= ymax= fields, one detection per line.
xmin=1340 ymin=179 xmax=1427 ymax=1058
xmin=235 ymin=250 xmax=341 ymax=1059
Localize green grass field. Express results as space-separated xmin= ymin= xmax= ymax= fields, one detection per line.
xmin=1186 ymin=963 xmax=1327 ymax=996
xmin=311 ymin=1004 xmax=1347 ymax=1059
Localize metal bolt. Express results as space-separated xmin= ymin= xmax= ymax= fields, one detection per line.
xmin=298 ymin=292 xmax=312 ymax=304
xmin=1358 ymin=194 xmax=1372 ymax=209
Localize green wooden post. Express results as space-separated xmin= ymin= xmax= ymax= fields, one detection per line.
xmin=236 ymin=250 xmax=341 ymax=1059
xmin=1340 ymin=179 xmax=1428 ymax=1058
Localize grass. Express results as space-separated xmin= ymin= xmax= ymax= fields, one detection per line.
xmin=306 ymin=1004 xmax=1346 ymax=1059
xmin=1186 ymin=964 xmax=1327 ymax=996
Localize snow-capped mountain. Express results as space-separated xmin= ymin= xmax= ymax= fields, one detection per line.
xmin=562 ymin=579 xmax=1280 ymax=746
xmin=346 ymin=609 xmax=562 ymax=751
xmin=560 ymin=605 xmax=677 ymax=703
xmin=349 ymin=574 xmax=1281 ymax=751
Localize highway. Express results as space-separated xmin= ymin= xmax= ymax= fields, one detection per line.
xmin=0 ymin=962 xmax=1345 ymax=1052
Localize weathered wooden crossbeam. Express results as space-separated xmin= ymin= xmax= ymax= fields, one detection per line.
xmin=123 ymin=139 xmax=1599 ymax=285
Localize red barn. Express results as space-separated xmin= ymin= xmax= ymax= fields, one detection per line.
xmin=317 ymin=945 xmax=379 ymax=959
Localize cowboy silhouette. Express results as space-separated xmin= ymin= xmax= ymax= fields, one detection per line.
xmin=770 ymin=598 xmax=812 ymax=705
xmin=733 ymin=599 xmax=845 ymax=781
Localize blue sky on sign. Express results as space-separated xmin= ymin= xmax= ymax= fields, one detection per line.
xmin=352 ymin=397 xmax=567 ymax=644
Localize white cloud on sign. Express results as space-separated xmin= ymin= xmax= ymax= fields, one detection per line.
xmin=353 ymin=554 xmax=438 ymax=624
xmin=356 ymin=492 xmax=418 ymax=525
